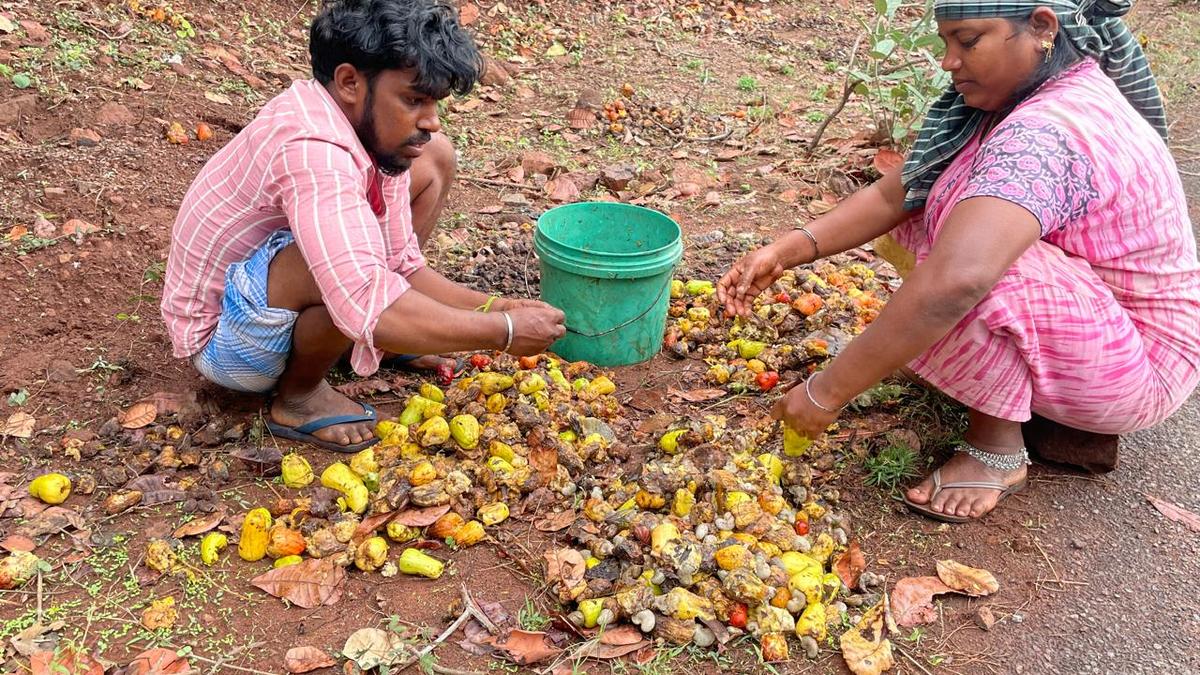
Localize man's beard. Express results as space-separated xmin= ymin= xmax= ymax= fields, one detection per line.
xmin=358 ymin=86 xmax=431 ymax=176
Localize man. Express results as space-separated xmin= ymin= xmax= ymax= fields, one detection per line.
xmin=161 ymin=0 xmax=565 ymax=452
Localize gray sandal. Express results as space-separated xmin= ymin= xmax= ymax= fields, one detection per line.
xmin=903 ymin=466 xmax=1028 ymax=524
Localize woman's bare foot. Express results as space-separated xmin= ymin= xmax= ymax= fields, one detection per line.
xmin=270 ymin=380 xmax=375 ymax=447
xmin=398 ymin=354 xmax=455 ymax=371
xmin=905 ymin=452 xmax=1027 ymax=520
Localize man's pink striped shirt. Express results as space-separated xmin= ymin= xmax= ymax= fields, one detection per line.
xmin=161 ymin=79 xmax=424 ymax=376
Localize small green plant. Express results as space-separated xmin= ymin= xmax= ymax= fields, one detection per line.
xmin=7 ymin=389 xmax=28 ymax=407
xmin=736 ymin=75 xmax=759 ymax=92
xmin=517 ymin=597 xmax=551 ymax=631
xmin=863 ymin=442 xmax=920 ymax=492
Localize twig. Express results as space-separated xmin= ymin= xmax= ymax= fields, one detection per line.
xmin=162 ymin=644 xmax=272 ymax=675
xmin=36 ymin=568 xmax=44 ymax=624
xmin=894 ymin=644 xmax=936 ymax=675
xmin=396 ymin=586 xmax=492 ymax=672
xmin=1031 ymin=535 xmax=1061 ymax=584
xmin=458 ymin=175 xmax=542 ymax=193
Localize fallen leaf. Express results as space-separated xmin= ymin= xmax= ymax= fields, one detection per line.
xmin=343 ymin=628 xmax=406 ymax=671
xmin=543 ymin=548 xmax=587 ymax=602
xmin=575 ymin=639 xmax=650 ymax=660
xmin=1 ymin=412 xmax=35 ymax=438
xmin=807 ymin=194 xmax=839 ymax=216
xmin=833 ymin=541 xmax=866 ymax=589
xmin=667 ymin=387 xmax=725 ymax=403
xmin=1146 ymin=494 xmax=1200 ymax=533
xmin=488 ymin=629 xmax=561 ymax=665
xmin=528 ymin=430 xmax=559 ymax=487
xmin=936 ymin=560 xmax=999 ymax=597
xmin=30 ymin=647 xmax=103 ymax=675
xmin=334 ymin=379 xmax=393 ymax=398
xmin=394 ymin=504 xmax=451 ymax=527
xmin=1 ymin=534 xmax=37 ymax=552
xmin=12 ymin=620 xmax=65 ymax=657
xmin=140 ymin=596 xmax=177 ymax=630
xmin=890 ymin=576 xmax=953 ymax=627
xmin=840 ymin=600 xmax=894 ymax=675
xmin=354 ymin=509 xmax=400 ymax=539
xmin=138 ymin=392 xmax=189 ymax=415
xmin=251 ymin=558 xmax=346 ymax=608
xmin=121 ymin=647 xmax=191 ymax=675
xmin=0 ymin=15 xmax=13 ymax=33
xmin=872 ymin=147 xmax=905 ymax=174
xmin=599 ymin=624 xmax=644 ymax=646
xmin=230 ymin=444 xmax=283 ymax=476
xmin=6 ymin=225 xmax=28 ymax=241
xmin=203 ymin=91 xmax=233 ymax=105
xmin=284 ymin=646 xmax=336 ymax=674
xmin=459 ymin=2 xmax=480 ymax=25
xmin=534 ymin=510 xmax=575 ymax=532
xmin=15 ymin=506 xmax=84 ymax=539
xmin=171 ymin=510 xmax=225 ymax=538
xmin=777 ymin=188 xmax=799 ymax=204
xmin=119 ymin=402 xmax=157 ymax=429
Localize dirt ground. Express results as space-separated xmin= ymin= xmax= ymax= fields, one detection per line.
xmin=1 ymin=0 xmax=1198 ymax=673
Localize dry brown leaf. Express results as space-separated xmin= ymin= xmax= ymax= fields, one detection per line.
xmin=1 ymin=412 xmax=35 ymax=438
xmin=568 ymin=106 xmax=596 ymax=130
xmin=872 ymin=148 xmax=905 ymax=174
xmin=284 ymin=646 xmax=336 ymax=674
xmin=936 ymin=559 xmax=999 ymax=597
xmin=459 ymin=2 xmax=480 ymax=25
xmin=61 ymin=219 xmax=99 ymax=236
xmin=137 ymin=392 xmax=188 ymax=415
xmin=343 ymin=629 xmax=406 ymax=671
xmin=121 ymin=647 xmax=191 ymax=675
xmin=394 ymin=504 xmax=451 ymax=527
xmin=251 ymin=558 xmax=346 ymax=609
xmin=488 ymin=629 xmax=562 ymax=665
xmin=840 ymin=600 xmax=894 ymax=675
xmin=534 ymin=510 xmax=575 ymax=532
xmin=354 ymin=509 xmax=400 ymax=539
xmin=230 ymin=445 xmax=283 ymax=476
xmin=15 ymin=506 xmax=84 ymax=539
xmin=31 ymin=648 xmax=104 ymax=675
xmin=171 ymin=510 xmax=225 ymax=539
xmin=890 ymin=576 xmax=953 ymax=627
xmin=667 ymin=387 xmax=725 ymax=403
xmin=1146 ymin=494 xmax=1200 ymax=533
xmin=599 ymin=624 xmax=644 ymax=646
xmin=6 ymin=225 xmax=28 ymax=241
xmin=334 ymin=379 xmax=393 ymax=398
xmin=543 ymin=548 xmax=587 ymax=602
xmin=0 ymin=534 xmax=36 ymax=552
xmin=119 ymin=402 xmax=157 ymax=429
xmin=834 ymin=540 xmax=867 ymax=590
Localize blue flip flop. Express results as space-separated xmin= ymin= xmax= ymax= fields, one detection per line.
xmin=266 ymin=402 xmax=380 ymax=454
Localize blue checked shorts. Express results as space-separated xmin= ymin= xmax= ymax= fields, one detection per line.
xmin=192 ymin=230 xmax=298 ymax=394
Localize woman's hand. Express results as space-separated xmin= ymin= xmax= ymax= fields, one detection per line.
xmin=717 ymin=244 xmax=786 ymax=318
xmin=771 ymin=376 xmax=842 ymax=440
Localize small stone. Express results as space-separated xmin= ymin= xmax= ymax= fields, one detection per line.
xmin=600 ymin=164 xmax=636 ymax=191
xmin=1011 ymin=612 xmax=1025 ymax=624
xmin=975 ymin=606 xmax=996 ymax=631
xmin=1070 ymin=538 xmax=1084 ymax=550
xmin=69 ymin=127 xmax=102 ymax=147
xmin=479 ymin=56 xmax=511 ymax=87
xmin=0 ymin=93 xmax=37 ymax=126
xmin=521 ymin=150 xmax=558 ymax=176
xmin=95 ymin=101 xmax=135 ymax=126
xmin=800 ymin=635 xmax=819 ymax=659
xmin=43 ymin=187 xmax=68 ymax=199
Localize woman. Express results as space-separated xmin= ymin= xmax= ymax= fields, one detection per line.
xmin=718 ymin=0 xmax=1200 ymax=523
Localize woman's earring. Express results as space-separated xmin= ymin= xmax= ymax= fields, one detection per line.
xmin=1041 ymin=38 xmax=1054 ymax=63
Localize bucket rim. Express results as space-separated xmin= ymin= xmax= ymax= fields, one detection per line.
xmin=535 ymin=203 xmax=681 ymax=259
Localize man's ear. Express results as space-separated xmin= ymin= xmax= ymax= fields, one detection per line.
xmin=331 ymin=63 xmax=367 ymax=107
xmin=1029 ymin=7 xmax=1060 ymax=42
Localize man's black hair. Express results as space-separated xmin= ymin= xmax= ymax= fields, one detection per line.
xmin=310 ymin=0 xmax=482 ymax=96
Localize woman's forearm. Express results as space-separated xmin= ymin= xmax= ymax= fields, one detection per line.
xmin=777 ymin=170 xmax=910 ymax=268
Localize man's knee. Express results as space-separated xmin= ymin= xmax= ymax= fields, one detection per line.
xmin=424 ymin=132 xmax=456 ymax=181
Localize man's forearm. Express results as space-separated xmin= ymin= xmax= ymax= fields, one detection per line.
xmin=406 ymin=267 xmax=491 ymax=310
xmin=371 ymin=287 xmax=506 ymax=354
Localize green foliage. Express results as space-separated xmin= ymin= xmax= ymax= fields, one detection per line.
xmin=863 ymin=441 xmax=920 ymax=492
xmin=736 ymin=75 xmax=759 ymax=92
xmin=517 ymin=596 xmax=551 ymax=631
xmin=846 ymin=0 xmax=950 ymax=144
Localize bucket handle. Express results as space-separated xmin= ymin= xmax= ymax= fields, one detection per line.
xmin=564 ymin=275 xmax=672 ymax=338
xmin=524 ymin=244 xmax=677 ymax=339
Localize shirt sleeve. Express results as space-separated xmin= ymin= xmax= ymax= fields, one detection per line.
xmin=957 ymin=119 xmax=1100 ymax=236
xmin=269 ymin=138 xmax=409 ymax=376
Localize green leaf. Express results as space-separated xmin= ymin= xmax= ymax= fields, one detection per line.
xmin=874 ymin=0 xmax=889 ymax=15
xmin=7 ymin=389 xmax=28 ymax=407
xmin=871 ymin=38 xmax=897 ymax=59
xmin=12 ymin=72 xmax=32 ymax=89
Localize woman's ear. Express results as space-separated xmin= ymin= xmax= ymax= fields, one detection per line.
xmin=1028 ymin=7 xmax=1061 ymax=42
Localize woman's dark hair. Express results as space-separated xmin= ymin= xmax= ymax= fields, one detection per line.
xmin=1005 ymin=15 xmax=1084 ymax=106
xmin=309 ymin=0 xmax=482 ymax=96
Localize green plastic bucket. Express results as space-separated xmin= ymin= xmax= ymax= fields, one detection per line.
xmin=534 ymin=202 xmax=683 ymax=366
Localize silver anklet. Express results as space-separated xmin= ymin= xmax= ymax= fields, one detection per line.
xmin=960 ymin=442 xmax=1032 ymax=472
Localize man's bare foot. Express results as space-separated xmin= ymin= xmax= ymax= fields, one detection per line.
xmin=905 ymin=452 xmax=1027 ymax=520
xmin=270 ymin=381 xmax=376 ymax=447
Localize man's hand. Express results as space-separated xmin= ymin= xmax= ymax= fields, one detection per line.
xmin=505 ymin=305 xmax=566 ymax=356
xmin=717 ymin=244 xmax=787 ymax=318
